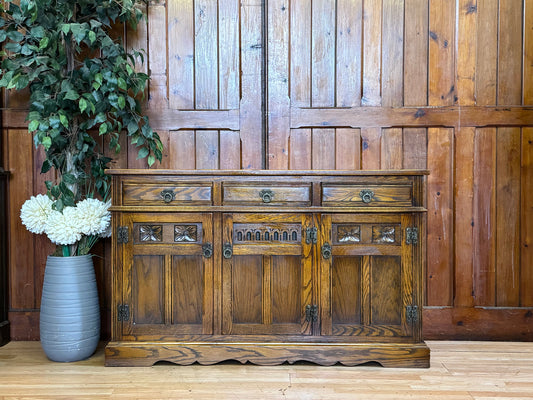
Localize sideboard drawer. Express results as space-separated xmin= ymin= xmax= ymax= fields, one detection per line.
xmin=122 ymin=183 xmax=213 ymax=206
xmin=222 ymin=183 xmax=311 ymax=206
xmin=322 ymin=184 xmax=413 ymax=207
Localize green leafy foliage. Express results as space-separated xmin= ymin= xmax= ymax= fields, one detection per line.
xmin=0 ymin=0 xmax=162 ymax=206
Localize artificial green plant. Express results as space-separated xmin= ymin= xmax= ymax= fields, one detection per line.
xmin=0 ymin=0 xmax=162 ymax=215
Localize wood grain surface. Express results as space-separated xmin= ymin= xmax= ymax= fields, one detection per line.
xmin=2 ymin=341 xmax=533 ymax=399
xmin=2 ymin=0 xmax=533 ymax=341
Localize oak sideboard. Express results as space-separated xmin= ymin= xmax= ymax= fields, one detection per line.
xmin=105 ymin=170 xmax=429 ymax=368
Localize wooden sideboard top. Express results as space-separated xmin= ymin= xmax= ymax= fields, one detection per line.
xmin=106 ymin=169 xmax=429 ymax=176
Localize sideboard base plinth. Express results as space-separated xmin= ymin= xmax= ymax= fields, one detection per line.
xmin=105 ymin=341 xmax=430 ymax=368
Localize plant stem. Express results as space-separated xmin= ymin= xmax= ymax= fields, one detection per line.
xmin=62 ymin=245 xmax=70 ymax=257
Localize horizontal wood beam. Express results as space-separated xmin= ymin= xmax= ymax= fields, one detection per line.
xmin=291 ymin=106 xmax=533 ymax=129
xmin=2 ymin=109 xmax=241 ymax=131
xmin=423 ymin=306 xmax=533 ymax=341
xmin=146 ymin=109 xmax=240 ymax=131
xmin=4 ymin=106 xmax=533 ymax=131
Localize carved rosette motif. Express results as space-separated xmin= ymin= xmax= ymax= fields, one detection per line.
xmin=372 ymin=226 xmax=396 ymax=244
xmin=337 ymin=225 xmax=361 ymax=242
xmin=139 ymin=225 xmax=163 ymax=242
xmin=174 ymin=225 xmax=198 ymax=242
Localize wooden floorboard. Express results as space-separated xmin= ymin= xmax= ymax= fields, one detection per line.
xmin=0 ymin=341 xmax=533 ymax=399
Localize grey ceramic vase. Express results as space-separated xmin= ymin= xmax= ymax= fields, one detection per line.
xmin=39 ymin=255 xmax=100 ymax=362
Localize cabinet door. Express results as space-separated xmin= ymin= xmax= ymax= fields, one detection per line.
xmin=120 ymin=213 xmax=213 ymax=340
xmin=222 ymin=213 xmax=313 ymax=336
xmin=319 ymin=214 xmax=417 ymax=339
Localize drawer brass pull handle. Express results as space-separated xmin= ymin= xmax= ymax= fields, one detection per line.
xmin=202 ymin=242 xmax=213 ymax=258
xmin=359 ymin=189 xmax=374 ymax=204
xmin=321 ymin=243 xmax=332 ymax=259
xmin=223 ymin=242 xmax=233 ymax=259
xmin=160 ymin=189 xmax=176 ymax=203
xmin=259 ymin=189 xmax=274 ymax=203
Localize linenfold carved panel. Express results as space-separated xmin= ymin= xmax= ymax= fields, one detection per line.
xmin=233 ymin=223 xmax=301 ymax=243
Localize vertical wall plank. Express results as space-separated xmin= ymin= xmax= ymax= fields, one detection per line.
xmin=169 ymin=131 xmax=195 ymax=169
xmin=127 ymin=141 xmax=149 ymax=169
xmin=475 ymin=0 xmax=498 ymax=105
xmin=336 ymin=129 xmax=361 ymax=170
xmin=403 ymin=0 xmax=428 ymax=171
xmin=219 ymin=0 xmax=240 ymax=110
xmin=456 ymin=0 xmax=477 ymax=105
xmin=473 ymin=128 xmax=496 ymax=306
xmin=312 ymin=0 xmax=336 ymax=107
xmin=362 ymin=0 xmax=382 ymax=106
xmin=403 ymin=129 xmax=427 ymax=169
xmin=427 ymin=0 xmax=455 ymax=308
xmin=289 ymin=129 xmax=312 ymax=170
xmin=381 ymin=128 xmax=403 ymax=169
xmin=336 ymin=0 xmax=362 ymax=107
xmin=454 ymin=0 xmax=477 ymax=308
xmin=522 ymin=128 xmax=533 ymax=306
xmin=495 ymin=128 xmax=521 ymax=306
xmin=240 ymin=0 xmax=264 ymax=169
xmin=196 ymin=130 xmax=219 ymax=170
xmin=290 ymin=0 xmax=311 ymax=108
xmin=382 ymin=0 xmax=404 ymax=107
xmin=525 ymin=0 xmax=533 ymax=105
xmin=289 ymin=0 xmax=312 ymax=170
xmin=126 ymin=2 xmax=148 ymax=76
xmin=219 ymin=131 xmax=241 ymax=169
xmin=497 ymin=0 xmax=523 ymax=105
xmin=267 ymin=0 xmax=290 ymax=169
xmin=147 ymin=3 xmax=168 ymax=110
xmin=428 ymin=0 xmax=455 ymax=105
xmin=404 ymin=0 xmax=428 ymax=106
xmin=454 ymin=127 xmax=475 ymax=307
xmin=494 ymin=0 xmax=523 ymax=306
xmin=168 ymin=0 xmax=194 ymax=109
xmin=361 ymin=128 xmax=381 ymax=170
xmin=195 ymin=0 xmax=218 ymax=110
xmin=426 ymin=128 xmax=453 ymax=306
xmin=7 ymin=129 xmax=35 ymax=309
xmin=523 ymin=1 xmax=533 ymax=307
xmin=312 ymin=129 xmax=336 ymax=169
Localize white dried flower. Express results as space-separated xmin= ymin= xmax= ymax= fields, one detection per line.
xmin=75 ymin=198 xmax=111 ymax=236
xmin=100 ymin=223 xmax=112 ymax=238
xmin=45 ymin=207 xmax=82 ymax=245
xmin=20 ymin=194 xmax=53 ymax=234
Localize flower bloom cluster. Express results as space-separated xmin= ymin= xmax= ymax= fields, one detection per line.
xmin=20 ymin=195 xmax=111 ymax=246
xmin=20 ymin=194 xmax=53 ymax=234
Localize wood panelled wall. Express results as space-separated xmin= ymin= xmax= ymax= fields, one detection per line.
xmin=2 ymin=0 xmax=533 ymax=340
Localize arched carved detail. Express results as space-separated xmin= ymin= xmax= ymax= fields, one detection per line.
xmin=233 ymin=224 xmax=301 ymax=243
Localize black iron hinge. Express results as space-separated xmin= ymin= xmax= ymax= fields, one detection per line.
xmin=405 ymin=227 xmax=418 ymax=245
xmin=406 ymin=305 xmax=418 ymax=324
xmin=117 ymin=304 xmax=130 ymax=321
xmin=305 ymin=305 xmax=318 ymax=322
xmin=305 ymin=227 xmax=318 ymax=244
xmin=117 ymin=226 xmax=129 ymax=244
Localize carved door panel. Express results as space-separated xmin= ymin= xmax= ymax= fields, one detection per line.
xmin=319 ymin=214 xmax=416 ymax=340
xmin=222 ymin=213 xmax=313 ymax=336
xmin=120 ymin=213 xmax=213 ymax=340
